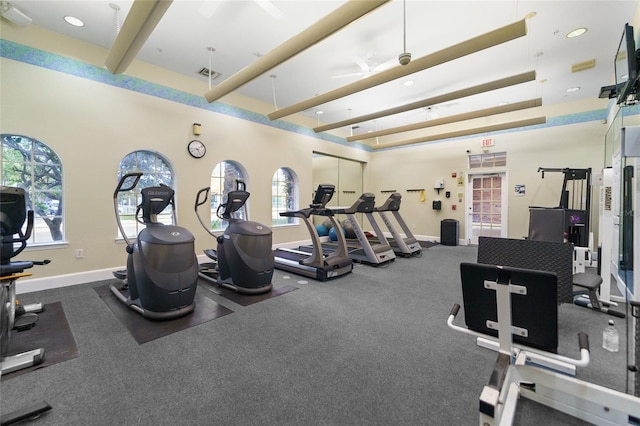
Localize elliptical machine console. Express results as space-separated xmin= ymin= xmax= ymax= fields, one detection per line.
xmin=111 ymin=173 xmax=198 ymax=320
xmin=195 ymin=181 xmax=273 ymax=295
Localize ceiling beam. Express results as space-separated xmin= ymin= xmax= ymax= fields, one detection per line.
xmin=268 ymin=18 xmax=527 ymax=121
xmin=105 ymin=0 xmax=173 ymax=74
xmin=346 ymin=98 xmax=542 ymax=142
xmin=372 ymin=117 xmax=546 ymax=149
xmin=203 ymin=0 xmax=391 ymax=103
xmin=315 ymin=70 xmax=536 ymax=133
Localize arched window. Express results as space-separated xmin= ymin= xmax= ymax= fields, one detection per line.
xmin=116 ymin=150 xmax=174 ymax=239
xmin=210 ymin=161 xmax=247 ymax=231
xmin=1 ymin=134 xmax=64 ymax=244
xmin=272 ymin=167 xmax=298 ymax=226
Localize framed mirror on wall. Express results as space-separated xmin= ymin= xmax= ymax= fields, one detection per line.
xmin=311 ymin=152 xmax=365 ymax=225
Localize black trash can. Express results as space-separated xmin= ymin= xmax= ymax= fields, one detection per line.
xmin=441 ymin=219 xmax=459 ymax=246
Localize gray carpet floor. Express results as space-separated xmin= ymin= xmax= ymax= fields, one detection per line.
xmin=0 ymin=245 xmax=632 ymax=425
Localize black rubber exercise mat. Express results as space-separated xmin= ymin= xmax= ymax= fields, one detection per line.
xmin=94 ymin=284 xmax=233 ymax=344
xmin=199 ymin=282 xmax=298 ymax=307
xmin=3 ymin=301 xmax=79 ymax=380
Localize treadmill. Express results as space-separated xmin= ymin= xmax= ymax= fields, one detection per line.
xmin=374 ymin=193 xmax=422 ymax=257
xmin=273 ymin=184 xmax=353 ymax=281
xmin=330 ymin=193 xmax=396 ymax=265
xmin=301 ymin=193 xmax=396 ymax=265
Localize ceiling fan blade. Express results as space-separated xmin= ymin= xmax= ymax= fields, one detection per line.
xmin=104 ymin=0 xmax=173 ymax=74
xmin=352 ymin=56 xmax=370 ymax=72
xmin=254 ymin=0 xmax=285 ymax=19
xmin=373 ymin=57 xmax=398 ymax=72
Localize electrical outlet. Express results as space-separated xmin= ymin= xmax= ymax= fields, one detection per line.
xmin=75 ymin=249 xmax=84 ymax=259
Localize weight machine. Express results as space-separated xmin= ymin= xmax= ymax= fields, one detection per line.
xmin=529 ymin=167 xmax=592 ymax=248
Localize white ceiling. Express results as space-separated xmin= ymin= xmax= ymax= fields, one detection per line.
xmin=5 ymin=0 xmax=639 ymax=143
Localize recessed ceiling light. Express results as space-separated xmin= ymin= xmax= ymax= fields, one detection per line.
xmin=64 ymin=16 xmax=84 ymax=27
xmin=403 ymin=80 xmax=414 ymax=87
xmin=566 ymin=86 xmax=580 ymax=92
xmin=315 ymin=110 xmax=323 ymax=115
xmin=566 ymin=27 xmax=587 ymax=38
xmin=497 ymin=102 xmax=510 ymax=106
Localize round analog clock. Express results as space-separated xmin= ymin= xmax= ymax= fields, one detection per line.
xmin=188 ymin=140 xmax=206 ymax=158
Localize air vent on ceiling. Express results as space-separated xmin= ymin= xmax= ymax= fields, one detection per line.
xmin=198 ymin=67 xmax=221 ymax=80
xmin=571 ymin=59 xmax=596 ymax=73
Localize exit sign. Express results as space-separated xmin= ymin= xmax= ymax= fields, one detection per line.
xmin=481 ymin=138 xmax=495 ymax=147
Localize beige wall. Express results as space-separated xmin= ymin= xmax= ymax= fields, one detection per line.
xmin=370 ymin=118 xmax=606 ymax=242
xmin=0 ymin=23 xmax=614 ymax=285
xmin=0 ymin=54 xmax=368 ymax=279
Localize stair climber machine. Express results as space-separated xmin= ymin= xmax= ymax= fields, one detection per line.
xmin=374 ymin=193 xmax=422 ymax=257
xmin=194 ymin=181 xmax=273 ymax=295
xmin=111 ymin=173 xmax=198 ymax=320
xmin=273 ymin=184 xmax=353 ymax=281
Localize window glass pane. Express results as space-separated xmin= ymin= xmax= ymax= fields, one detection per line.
xmin=272 ymin=167 xmax=297 ymax=226
xmin=116 ymin=151 xmax=174 ymax=238
xmin=468 ymin=152 xmax=507 ymax=169
xmin=210 ymin=161 xmax=246 ymax=230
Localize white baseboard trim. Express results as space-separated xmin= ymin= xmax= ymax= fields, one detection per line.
xmin=16 ymin=267 xmax=124 ymax=295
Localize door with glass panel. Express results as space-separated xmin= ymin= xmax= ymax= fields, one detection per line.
xmin=466 ymin=173 xmax=507 ymax=245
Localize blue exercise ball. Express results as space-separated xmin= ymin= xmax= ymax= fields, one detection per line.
xmin=316 ymin=224 xmax=329 ymax=236
xmin=329 ymin=226 xmax=346 ymax=241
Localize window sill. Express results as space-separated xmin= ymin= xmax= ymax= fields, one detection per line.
xmin=24 ymin=241 xmax=69 ymax=251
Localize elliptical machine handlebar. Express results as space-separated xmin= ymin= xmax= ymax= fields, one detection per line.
xmin=113 ymin=172 xmax=143 ymax=198
xmin=195 ymin=187 xmax=214 ymax=236
xmin=113 ymin=173 xmax=143 ymax=247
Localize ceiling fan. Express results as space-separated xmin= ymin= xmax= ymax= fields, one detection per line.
xmin=332 ymin=55 xmax=397 ymax=79
xmin=332 ymin=0 xmax=411 ymax=80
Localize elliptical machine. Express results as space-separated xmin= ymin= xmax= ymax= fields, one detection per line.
xmin=111 ymin=173 xmax=198 ymax=320
xmin=1 ymin=186 xmax=52 ymax=424
xmin=194 ymin=181 xmax=273 ymax=295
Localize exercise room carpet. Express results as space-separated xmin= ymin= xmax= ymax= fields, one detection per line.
xmin=2 ymin=301 xmax=78 ymax=380
xmin=198 ymin=281 xmax=298 ymax=306
xmin=94 ymin=284 xmax=233 ymax=344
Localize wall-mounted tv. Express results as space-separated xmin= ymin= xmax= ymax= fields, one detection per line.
xmin=615 ymin=23 xmax=639 ymax=104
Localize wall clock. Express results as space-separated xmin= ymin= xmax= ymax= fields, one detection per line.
xmin=188 ymin=140 xmax=206 ymax=158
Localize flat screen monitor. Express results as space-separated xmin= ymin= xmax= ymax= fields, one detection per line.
xmin=615 ymin=23 xmax=638 ymax=104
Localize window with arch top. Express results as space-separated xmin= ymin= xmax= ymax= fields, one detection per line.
xmin=1 ymin=134 xmax=64 ymax=245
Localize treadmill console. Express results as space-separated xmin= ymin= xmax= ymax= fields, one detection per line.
xmin=310 ymin=184 xmax=335 ymax=208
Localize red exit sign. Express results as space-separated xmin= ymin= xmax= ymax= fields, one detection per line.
xmin=481 ymin=137 xmax=494 ymax=148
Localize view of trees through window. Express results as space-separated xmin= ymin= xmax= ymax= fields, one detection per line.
xmin=117 ymin=151 xmax=174 ymax=239
xmin=210 ymin=161 xmax=246 ymax=230
xmin=272 ymin=167 xmax=296 ymax=225
xmin=1 ymin=134 xmax=63 ymax=244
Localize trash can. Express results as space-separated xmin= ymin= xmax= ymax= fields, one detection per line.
xmin=441 ymin=219 xmax=459 ymax=246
